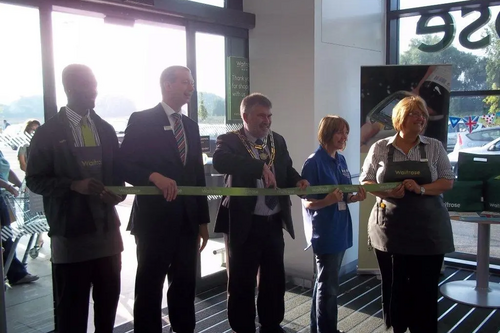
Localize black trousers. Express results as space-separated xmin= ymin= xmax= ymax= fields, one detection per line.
xmin=52 ymin=254 xmax=121 ymax=333
xmin=227 ymin=214 xmax=285 ymax=333
xmin=375 ymin=250 xmax=444 ymax=333
xmin=133 ymin=229 xmax=198 ymax=333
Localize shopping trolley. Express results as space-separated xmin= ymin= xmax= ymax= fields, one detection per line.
xmin=1 ymin=192 xmax=49 ymax=281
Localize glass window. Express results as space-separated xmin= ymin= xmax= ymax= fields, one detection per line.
xmin=494 ymin=140 xmax=500 ymax=150
xmin=467 ymin=128 xmax=500 ymax=141
xmin=399 ymin=0 xmax=473 ymax=10
xmin=184 ymin=0 xmax=225 ymax=7
xmin=195 ymin=32 xmax=227 ymax=278
xmin=399 ymin=6 xmax=500 ymax=91
xmin=52 ymin=10 xmax=187 ymax=328
xmin=52 ymin=12 xmax=186 ymax=115
xmin=0 ymin=3 xmax=53 ymax=333
xmin=450 ymin=95 xmax=500 ymax=123
xmin=195 ymin=32 xmax=226 ymax=132
xmin=447 ymin=95 xmax=500 ymax=151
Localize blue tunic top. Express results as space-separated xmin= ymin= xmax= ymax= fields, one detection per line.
xmin=301 ymin=146 xmax=353 ymax=255
xmin=0 ymin=151 xmax=10 ymax=182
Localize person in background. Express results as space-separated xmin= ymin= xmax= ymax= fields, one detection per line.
xmin=18 ymin=119 xmax=41 ymax=172
xmin=301 ymin=115 xmax=366 ymax=333
xmin=360 ymin=95 xmax=454 ymax=333
xmin=1 ymin=149 xmax=39 ymax=285
xmin=26 ymin=64 xmax=124 ymax=333
xmin=18 ymin=119 xmax=44 ymax=248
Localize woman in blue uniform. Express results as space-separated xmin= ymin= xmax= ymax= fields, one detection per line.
xmin=302 ymin=115 xmax=366 ymax=333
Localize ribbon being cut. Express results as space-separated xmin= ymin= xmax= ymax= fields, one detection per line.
xmin=108 ymin=182 xmax=400 ymax=196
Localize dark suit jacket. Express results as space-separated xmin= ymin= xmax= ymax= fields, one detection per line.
xmin=26 ymin=108 xmax=123 ymax=237
xmin=213 ymin=128 xmax=302 ymax=247
xmin=117 ymin=103 xmax=210 ymax=238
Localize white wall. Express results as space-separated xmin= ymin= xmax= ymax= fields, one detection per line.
xmin=244 ymin=0 xmax=316 ymax=280
xmin=314 ymin=0 xmax=385 ymax=267
xmin=244 ymin=0 xmax=385 ymax=281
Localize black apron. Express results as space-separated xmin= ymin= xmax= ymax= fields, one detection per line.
xmin=368 ymin=143 xmax=454 ymax=255
xmin=75 ymin=145 xmax=107 ymax=227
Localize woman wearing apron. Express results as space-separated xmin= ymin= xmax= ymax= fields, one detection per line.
xmin=360 ymin=95 xmax=455 ymax=333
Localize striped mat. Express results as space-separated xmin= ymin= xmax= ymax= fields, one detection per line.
xmin=114 ymin=267 xmax=500 ymax=333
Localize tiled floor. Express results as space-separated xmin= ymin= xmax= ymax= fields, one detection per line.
xmin=4 ymin=204 xmax=132 ymax=333
xmin=3 ymin=200 xmax=226 ymax=333
xmin=113 ymin=267 xmax=500 ymax=333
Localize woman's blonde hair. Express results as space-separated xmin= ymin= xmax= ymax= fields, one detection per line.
xmin=392 ymin=95 xmax=429 ymax=132
xmin=318 ymin=115 xmax=350 ymax=150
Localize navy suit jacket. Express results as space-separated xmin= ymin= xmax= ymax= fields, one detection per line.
xmin=118 ymin=103 xmax=210 ymax=238
xmin=213 ymin=128 xmax=302 ymax=247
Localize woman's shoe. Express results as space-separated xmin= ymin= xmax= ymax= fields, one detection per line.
xmin=10 ymin=273 xmax=39 ymax=285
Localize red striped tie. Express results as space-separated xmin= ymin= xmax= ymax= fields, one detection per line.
xmin=172 ymin=113 xmax=186 ymax=164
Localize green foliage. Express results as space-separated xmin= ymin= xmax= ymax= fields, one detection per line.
xmin=198 ymin=93 xmax=208 ymax=121
xmin=400 ymin=35 xmax=493 ymax=117
xmin=400 ymin=35 xmax=487 ymax=91
xmin=197 ymin=92 xmax=225 ymax=117
xmin=483 ymin=23 xmax=500 ymax=116
xmin=485 ymin=24 xmax=500 ymax=88
xmin=483 ymin=84 xmax=499 ymax=115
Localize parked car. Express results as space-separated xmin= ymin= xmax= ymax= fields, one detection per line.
xmin=448 ymin=136 xmax=500 ymax=175
xmin=452 ymin=126 xmax=500 ymax=152
xmin=447 ymin=122 xmax=471 ymax=152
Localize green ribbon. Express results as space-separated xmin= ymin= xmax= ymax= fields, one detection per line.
xmin=108 ymin=182 xmax=400 ymax=196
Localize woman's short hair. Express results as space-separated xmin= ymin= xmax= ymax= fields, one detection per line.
xmin=318 ymin=115 xmax=350 ymax=149
xmin=24 ymin=119 xmax=41 ymax=134
xmin=392 ymin=95 xmax=429 ymax=132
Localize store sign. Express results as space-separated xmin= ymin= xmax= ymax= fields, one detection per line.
xmin=226 ymin=57 xmax=249 ymax=123
xmin=200 ymin=135 xmax=210 ymax=153
xmin=417 ymin=7 xmax=500 ymax=52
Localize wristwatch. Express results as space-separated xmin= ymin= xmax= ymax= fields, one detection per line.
xmin=420 ymin=186 xmax=425 ymax=195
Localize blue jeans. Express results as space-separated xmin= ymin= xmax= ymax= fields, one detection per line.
xmin=311 ymin=251 xmax=346 ymax=333
xmin=0 ymin=195 xmax=28 ymax=283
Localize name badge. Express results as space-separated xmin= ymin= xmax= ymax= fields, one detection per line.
xmin=420 ymin=158 xmax=428 ymax=162
xmin=338 ymin=201 xmax=347 ymax=211
xmin=164 ymin=126 xmax=172 ymax=131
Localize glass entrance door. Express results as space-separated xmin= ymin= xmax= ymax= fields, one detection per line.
xmin=0 ymin=3 xmax=51 ymax=333
xmin=195 ymin=32 xmax=229 ymax=289
xmin=51 ymin=9 xmax=187 ymax=330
